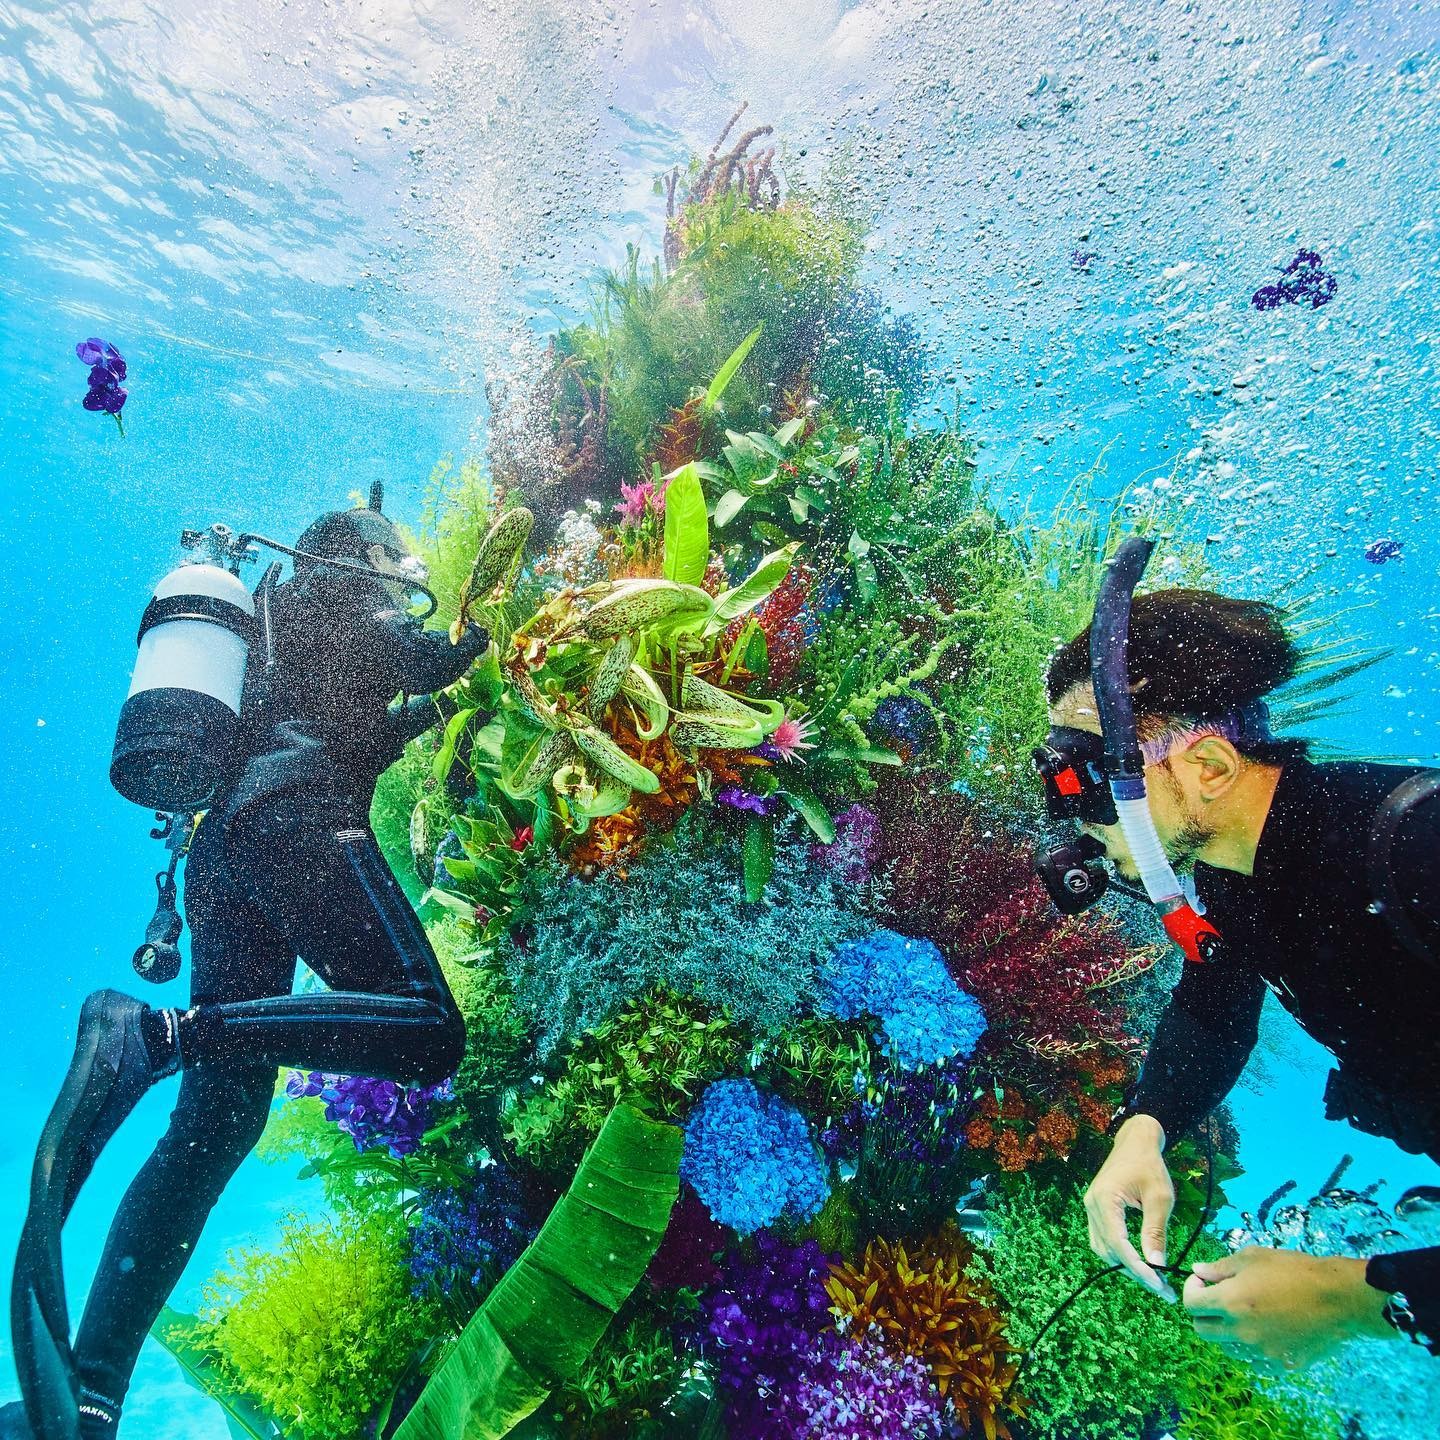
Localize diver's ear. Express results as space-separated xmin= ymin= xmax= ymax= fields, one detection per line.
xmin=1185 ymin=735 xmax=1243 ymax=800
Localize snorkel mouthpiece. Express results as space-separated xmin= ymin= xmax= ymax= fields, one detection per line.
xmin=1089 ymin=536 xmax=1221 ymax=964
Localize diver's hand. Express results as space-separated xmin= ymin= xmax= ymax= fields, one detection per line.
xmin=1084 ymin=1113 xmax=1177 ymax=1300
xmin=1184 ymin=1248 xmax=1397 ymax=1369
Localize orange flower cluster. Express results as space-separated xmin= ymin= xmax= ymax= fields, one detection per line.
xmin=965 ymin=1050 xmax=1133 ymax=1173
xmin=826 ymin=1226 xmax=1022 ymax=1440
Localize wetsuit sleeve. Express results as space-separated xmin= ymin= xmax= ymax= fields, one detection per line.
xmin=1124 ymin=960 xmax=1268 ymax=1142
xmin=370 ymin=611 xmax=490 ymax=696
xmin=387 ymin=692 xmax=462 ymax=748
xmin=1367 ymin=1248 xmax=1440 ymax=1356
xmin=1391 ymin=791 xmax=1440 ymax=932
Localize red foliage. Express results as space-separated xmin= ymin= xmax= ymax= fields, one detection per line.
xmin=872 ymin=779 xmax=1152 ymax=1061
xmin=731 ymin=562 xmax=813 ymax=690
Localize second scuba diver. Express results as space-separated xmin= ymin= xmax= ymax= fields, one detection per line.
xmin=6 ymin=491 xmax=490 ymax=1439
xmin=1034 ymin=562 xmax=1440 ymax=1370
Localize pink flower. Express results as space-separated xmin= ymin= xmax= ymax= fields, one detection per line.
xmin=614 ymin=476 xmax=669 ymax=528
xmin=758 ymin=716 xmax=816 ymax=765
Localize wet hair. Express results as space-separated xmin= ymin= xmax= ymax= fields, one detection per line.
xmin=1045 ymin=588 xmax=1311 ymax=765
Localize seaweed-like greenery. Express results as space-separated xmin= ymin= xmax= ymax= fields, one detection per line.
xmin=430 ymin=915 xmax=535 ymax=1143
xmin=1173 ymin=1347 xmax=1342 ymax=1440
xmin=501 ymin=818 xmax=871 ymax=1057
xmin=503 ymin=987 xmax=744 ymax=1168
xmin=757 ymin=1014 xmax=876 ymax=1121
xmin=545 ymin=1306 xmax=697 ymax=1438
xmin=977 ymin=1178 xmax=1220 ymax=1440
xmin=196 ymin=1211 xmax=426 ymax=1440
xmin=826 ymin=1225 xmax=1021 ymax=1440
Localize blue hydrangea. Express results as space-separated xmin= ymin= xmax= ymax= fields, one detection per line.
xmin=818 ymin=930 xmax=987 ymax=1070
xmin=681 ymin=1079 xmax=829 ymax=1235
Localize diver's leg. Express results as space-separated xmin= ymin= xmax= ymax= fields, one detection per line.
xmin=175 ymin=798 xmax=466 ymax=1085
xmin=64 ymin=825 xmax=293 ymax=1437
xmin=68 ymin=1061 xmax=276 ymax=1435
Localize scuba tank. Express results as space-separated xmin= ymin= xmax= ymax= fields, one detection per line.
xmin=109 ymin=542 xmax=257 ymax=812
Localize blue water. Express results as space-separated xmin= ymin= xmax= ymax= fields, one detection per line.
xmin=2 ymin=1 xmax=1438 ymax=1436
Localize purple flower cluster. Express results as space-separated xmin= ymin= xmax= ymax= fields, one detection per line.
xmin=75 ymin=338 xmax=128 ymax=428
xmin=827 ymin=1056 xmax=974 ymax=1170
xmin=681 ymin=1079 xmax=829 ymax=1234
xmin=791 ymin=1332 xmax=959 ymax=1439
xmin=813 ymin=803 xmax=880 ymax=885
xmin=716 ymin=785 xmax=780 ymax=817
xmin=699 ymin=1233 xmax=838 ymax=1435
xmin=872 ymin=696 xmax=936 ymax=755
xmin=284 ymin=1070 xmax=453 ymax=1159
xmin=1251 ymin=249 xmax=1337 ymax=311
xmin=818 ymin=930 xmax=988 ymax=1070
xmin=407 ymin=1165 xmax=531 ymax=1304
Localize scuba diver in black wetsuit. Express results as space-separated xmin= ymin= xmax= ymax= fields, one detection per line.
xmin=4 ymin=489 xmax=490 ymax=1440
xmin=1031 ymin=543 xmax=1440 ymax=1373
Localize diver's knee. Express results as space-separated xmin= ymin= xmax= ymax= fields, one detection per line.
xmin=411 ymin=1011 xmax=466 ymax=1086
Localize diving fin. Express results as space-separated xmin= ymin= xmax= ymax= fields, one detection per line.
xmin=11 ymin=990 xmax=161 ymax=1440
xmin=0 ymin=1401 xmax=39 ymax=1439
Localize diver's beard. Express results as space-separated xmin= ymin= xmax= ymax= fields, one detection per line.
xmin=1165 ymin=815 xmax=1217 ymax=874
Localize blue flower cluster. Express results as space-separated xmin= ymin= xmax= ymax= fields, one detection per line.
xmin=818 ymin=930 xmax=987 ymax=1070
xmin=407 ymin=1164 xmax=531 ymax=1304
xmin=681 ymin=1079 xmax=829 ymax=1235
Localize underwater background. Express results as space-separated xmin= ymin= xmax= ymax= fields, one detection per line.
xmin=1 ymin=2 xmax=1438 ymax=1437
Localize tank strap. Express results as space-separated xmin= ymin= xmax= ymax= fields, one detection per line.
xmin=1367 ymin=770 xmax=1440 ymax=966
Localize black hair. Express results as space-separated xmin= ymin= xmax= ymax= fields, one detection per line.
xmin=1045 ymin=588 xmax=1311 ymax=765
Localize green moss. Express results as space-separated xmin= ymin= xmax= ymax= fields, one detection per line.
xmin=197 ymin=1211 xmax=430 ymax=1440
xmin=977 ymin=1177 xmax=1219 ymax=1440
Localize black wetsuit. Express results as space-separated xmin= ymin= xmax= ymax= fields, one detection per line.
xmin=72 ymin=567 xmax=487 ymax=1419
xmin=1125 ymin=759 xmax=1440 ymax=1350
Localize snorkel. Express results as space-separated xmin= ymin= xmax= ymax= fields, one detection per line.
xmin=1090 ymin=536 xmax=1221 ymax=964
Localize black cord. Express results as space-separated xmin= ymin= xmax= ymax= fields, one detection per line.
xmin=1002 ymin=1125 xmax=1218 ymax=1404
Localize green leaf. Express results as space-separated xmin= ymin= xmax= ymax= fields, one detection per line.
xmin=710 ymin=544 xmax=799 ymax=623
xmin=742 ymin=819 xmax=775 ymax=902
xmin=662 ymin=463 xmax=710 ymax=587
xmin=781 ymin=785 xmax=836 ymax=844
xmin=466 ymin=645 xmax=506 ymax=709
xmin=702 ymin=324 xmax=763 ymax=411
xmin=713 ymin=488 xmax=749 ymax=529
xmin=571 ymin=723 xmax=660 ymax=793
xmin=151 ymin=1309 xmax=281 ymax=1440
xmin=392 ymin=1105 xmax=682 ymax=1440
xmin=433 ymin=706 xmax=481 ymax=784
xmin=773 ymin=416 xmax=806 ymax=448
xmin=847 ymin=529 xmax=872 ymax=559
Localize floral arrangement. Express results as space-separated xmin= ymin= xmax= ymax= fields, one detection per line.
xmin=169 ymin=112 xmax=1348 ymax=1440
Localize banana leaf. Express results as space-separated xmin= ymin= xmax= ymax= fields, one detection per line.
xmin=392 ymin=1104 xmax=683 ymax=1440
xmin=151 ymin=1308 xmax=283 ymax=1440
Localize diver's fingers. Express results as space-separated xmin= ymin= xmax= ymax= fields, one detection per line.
xmin=1139 ymin=1179 xmax=1174 ymax=1270
xmin=1189 ymin=1254 xmax=1244 ymax=1286
xmin=1095 ymin=1196 xmax=1171 ymax=1298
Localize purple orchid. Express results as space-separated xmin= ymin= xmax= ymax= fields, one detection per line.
xmin=76 ymin=337 xmax=128 ymax=435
